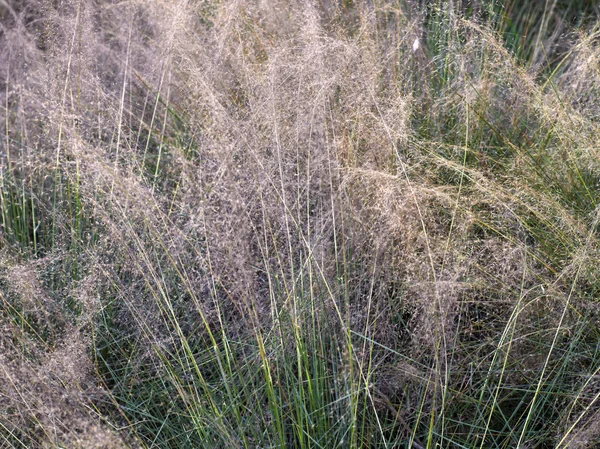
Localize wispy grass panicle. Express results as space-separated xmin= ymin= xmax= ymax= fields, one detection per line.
xmin=1 ymin=1 xmax=600 ymax=448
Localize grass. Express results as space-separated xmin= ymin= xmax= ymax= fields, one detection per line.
xmin=1 ymin=0 xmax=600 ymax=448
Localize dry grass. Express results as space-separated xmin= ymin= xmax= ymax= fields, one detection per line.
xmin=1 ymin=1 xmax=600 ymax=448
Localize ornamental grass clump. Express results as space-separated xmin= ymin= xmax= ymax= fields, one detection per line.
xmin=1 ymin=1 xmax=600 ymax=448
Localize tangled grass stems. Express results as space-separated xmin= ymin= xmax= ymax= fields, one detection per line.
xmin=1 ymin=1 xmax=600 ymax=448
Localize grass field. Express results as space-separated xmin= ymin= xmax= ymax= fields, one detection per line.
xmin=1 ymin=1 xmax=600 ymax=448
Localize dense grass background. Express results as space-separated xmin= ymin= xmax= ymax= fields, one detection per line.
xmin=1 ymin=0 xmax=600 ymax=448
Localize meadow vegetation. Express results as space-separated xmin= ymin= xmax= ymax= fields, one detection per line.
xmin=1 ymin=0 xmax=600 ymax=447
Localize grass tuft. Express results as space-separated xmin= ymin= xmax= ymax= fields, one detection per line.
xmin=1 ymin=1 xmax=600 ymax=448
